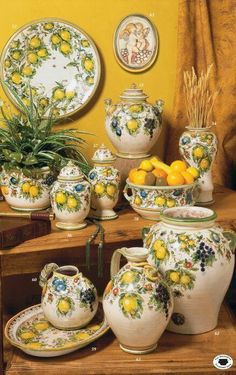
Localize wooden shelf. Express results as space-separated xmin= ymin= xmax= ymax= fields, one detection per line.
xmin=5 ymin=304 xmax=236 ymax=374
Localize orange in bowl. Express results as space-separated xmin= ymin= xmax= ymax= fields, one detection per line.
xmin=170 ymin=160 xmax=187 ymax=173
xmin=152 ymin=168 xmax=168 ymax=178
xmin=167 ymin=171 xmax=185 ymax=186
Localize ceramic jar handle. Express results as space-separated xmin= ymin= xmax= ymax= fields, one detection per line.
xmin=110 ymin=248 xmax=128 ymax=278
xmin=193 ymin=183 xmax=201 ymax=202
xmin=39 ymin=263 xmax=59 ymax=288
xmin=123 ymin=184 xmax=133 ymax=202
xmin=223 ymin=230 xmax=236 ymax=253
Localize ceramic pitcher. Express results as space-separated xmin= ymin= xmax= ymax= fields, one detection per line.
xmin=105 ymin=84 xmax=164 ymax=159
xmin=88 ymin=145 xmax=120 ymax=220
xmin=143 ymin=206 xmax=236 ymax=334
xmin=103 ymin=247 xmax=173 ymax=354
xmin=39 ymin=263 xmax=98 ymax=330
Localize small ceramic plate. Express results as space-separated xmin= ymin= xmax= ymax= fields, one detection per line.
xmin=5 ymin=302 xmax=109 ymax=357
xmin=0 ymin=18 xmax=101 ymax=118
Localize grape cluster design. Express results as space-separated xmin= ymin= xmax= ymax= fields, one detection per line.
xmin=196 ymin=241 xmax=215 ymax=272
xmin=156 ymin=283 xmax=170 ymax=318
xmin=80 ymin=288 xmax=96 ymax=312
xmin=144 ymin=118 xmax=156 ymax=138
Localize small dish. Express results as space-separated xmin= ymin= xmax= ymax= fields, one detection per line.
xmin=5 ymin=302 xmax=109 ymax=357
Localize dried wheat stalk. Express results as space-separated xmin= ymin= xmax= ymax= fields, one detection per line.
xmin=183 ymin=64 xmax=218 ymax=128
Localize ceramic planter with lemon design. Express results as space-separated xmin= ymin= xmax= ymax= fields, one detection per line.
xmin=144 ymin=206 xmax=235 ymax=334
xmin=105 ymin=84 xmax=164 ymax=159
xmin=0 ymin=18 xmax=101 ymax=118
xmin=50 ymin=161 xmax=91 ymax=230
xmin=103 ymin=247 xmax=173 ymax=354
xmin=0 ymin=166 xmax=53 ymax=211
xmin=124 ymin=178 xmax=199 ymax=220
xmin=88 ymin=145 xmax=120 ymax=220
xmin=39 ymin=263 xmax=98 ymax=330
xmin=179 ymin=127 xmax=217 ymax=205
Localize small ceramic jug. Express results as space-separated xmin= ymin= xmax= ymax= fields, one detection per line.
xmin=88 ymin=145 xmax=120 ymax=220
xmin=39 ymin=263 xmax=98 ymax=330
xmin=105 ymin=84 xmax=164 ymax=159
xmin=103 ymin=247 xmax=173 ymax=354
xmin=50 ymin=161 xmax=91 ymax=230
xmin=143 ymin=206 xmax=236 ymax=334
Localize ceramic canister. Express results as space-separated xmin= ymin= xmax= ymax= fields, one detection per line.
xmin=105 ymin=84 xmax=164 ymax=159
xmin=103 ymin=247 xmax=173 ymax=354
xmin=88 ymin=145 xmax=120 ymax=220
xmin=143 ymin=206 xmax=236 ymax=334
xmin=39 ymin=263 xmax=98 ymax=330
xmin=50 ymin=161 xmax=91 ymax=230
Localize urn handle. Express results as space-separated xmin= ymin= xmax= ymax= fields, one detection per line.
xmin=192 ymin=183 xmax=201 ymax=203
xmin=39 ymin=263 xmax=59 ymax=288
xmin=223 ymin=230 xmax=236 ymax=254
xmin=123 ymin=183 xmax=133 ymax=202
xmin=104 ymin=98 xmax=112 ymax=114
xmin=155 ymin=99 xmax=164 ymax=113
xmin=110 ymin=248 xmax=128 ymax=278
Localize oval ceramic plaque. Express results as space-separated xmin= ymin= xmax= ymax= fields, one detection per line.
xmin=114 ymin=14 xmax=158 ymax=72
xmin=0 ymin=18 xmax=101 ymax=118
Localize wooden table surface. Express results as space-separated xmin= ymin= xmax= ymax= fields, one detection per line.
xmin=1 ymin=184 xmax=236 ymax=374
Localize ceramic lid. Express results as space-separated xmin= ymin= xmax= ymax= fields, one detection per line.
xmin=120 ymin=83 xmax=148 ymax=101
xmin=92 ymin=144 xmax=116 ymax=163
xmin=58 ymin=161 xmax=84 ymax=181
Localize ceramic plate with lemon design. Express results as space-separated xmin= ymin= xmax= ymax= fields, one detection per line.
xmin=0 ymin=18 xmax=101 ymax=118
xmin=5 ymin=302 xmax=108 ymax=357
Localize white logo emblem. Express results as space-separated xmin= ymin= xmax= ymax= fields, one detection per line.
xmin=213 ymin=355 xmax=233 ymax=369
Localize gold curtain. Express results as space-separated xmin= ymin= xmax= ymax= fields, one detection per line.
xmin=165 ymin=0 xmax=236 ymax=188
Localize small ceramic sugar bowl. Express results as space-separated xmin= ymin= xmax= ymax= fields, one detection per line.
xmin=88 ymin=145 xmax=120 ymax=220
xmin=50 ymin=161 xmax=91 ymax=230
xmin=39 ymin=263 xmax=98 ymax=330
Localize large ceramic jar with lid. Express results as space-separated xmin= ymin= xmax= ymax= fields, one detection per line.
xmin=105 ymin=84 xmax=164 ymax=159
xmin=39 ymin=263 xmax=98 ymax=329
xmin=143 ymin=206 xmax=236 ymax=334
xmin=88 ymin=145 xmax=120 ymax=220
xmin=103 ymin=247 xmax=173 ymax=354
xmin=50 ymin=161 xmax=91 ymax=230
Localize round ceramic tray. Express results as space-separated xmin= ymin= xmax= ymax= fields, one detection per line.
xmin=5 ymin=302 xmax=109 ymax=357
xmin=0 ymin=18 xmax=101 ymax=118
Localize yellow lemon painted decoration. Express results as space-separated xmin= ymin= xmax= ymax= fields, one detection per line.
xmin=67 ymin=196 xmax=78 ymax=209
xmin=34 ymin=321 xmax=49 ymax=331
xmin=86 ymin=76 xmax=94 ymax=85
xmin=126 ymin=119 xmax=139 ymax=131
xmin=122 ymin=295 xmax=138 ymax=314
xmin=1 ymin=186 xmax=9 ymax=195
xmin=95 ymin=183 xmax=105 ymax=195
xmin=25 ymin=342 xmax=42 ymax=349
xmin=25 ymin=87 xmax=37 ymax=96
xmin=27 ymin=52 xmax=38 ymax=64
xmin=11 ymin=51 xmax=21 ymax=61
xmin=106 ymin=184 xmax=116 ymax=197
xmin=129 ymin=104 xmax=143 ymax=113
xmin=60 ymin=41 xmax=72 ymax=55
xmin=29 ymin=185 xmax=39 ymax=197
xmin=84 ymin=57 xmax=94 ymax=72
xmin=81 ymin=39 xmax=90 ymax=47
xmin=22 ymin=181 xmax=32 ymax=194
xmin=60 ymin=29 xmax=71 ymax=41
xmin=179 ymin=235 xmax=186 ymax=241
xmin=53 ymin=88 xmax=65 ymax=101
xmin=199 ymin=158 xmax=209 ymax=170
xmin=88 ymin=324 xmax=100 ymax=332
xmin=44 ymin=22 xmax=54 ymax=30
xmin=51 ymin=34 xmax=61 ymax=44
xmin=166 ymin=199 xmax=176 ymax=208
xmin=55 ymin=192 xmax=66 ymax=204
xmin=22 ymin=97 xmax=30 ymax=106
xmin=154 ymin=196 xmax=166 ymax=206
xmin=39 ymin=97 xmax=49 ymax=107
xmin=193 ymin=147 xmax=204 ymax=159
xmin=4 ymin=59 xmax=11 ymax=68
xmin=37 ymin=49 xmax=48 ymax=58
xmin=121 ymin=271 xmax=136 ymax=284
xmin=57 ymin=299 xmax=71 ymax=314
xmin=75 ymin=332 xmax=90 ymax=340
xmin=22 ymin=65 xmax=33 ymax=76
xmin=29 ymin=36 xmax=41 ymax=49
xmin=11 ymin=72 xmax=22 ymax=85
xmin=180 ymin=275 xmax=191 ymax=285
xmin=20 ymin=331 xmax=36 ymax=340
xmin=169 ymin=272 xmax=180 ymax=283
xmin=155 ymin=246 xmax=166 ymax=260
xmin=134 ymin=195 xmax=142 ymax=206
xmin=65 ymin=90 xmax=75 ymax=99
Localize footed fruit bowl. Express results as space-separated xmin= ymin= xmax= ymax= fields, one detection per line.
xmin=124 ymin=179 xmax=199 ymax=220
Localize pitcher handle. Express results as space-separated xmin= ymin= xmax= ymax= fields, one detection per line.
xmin=110 ymin=248 xmax=128 ymax=278
xmin=39 ymin=263 xmax=59 ymax=288
xmin=223 ymin=230 xmax=236 ymax=253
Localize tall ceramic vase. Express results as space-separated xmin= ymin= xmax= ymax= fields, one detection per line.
xmin=179 ymin=127 xmax=217 ymax=205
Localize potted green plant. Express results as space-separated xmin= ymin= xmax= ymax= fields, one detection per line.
xmin=0 ymin=83 xmax=90 ymax=211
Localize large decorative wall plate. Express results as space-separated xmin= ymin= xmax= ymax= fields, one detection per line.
xmin=114 ymin=14 xmax=158 ymax=72
xmin=0 ymin=18 xmax=101 ymax=118
xmin=5 ymin=303 xmax=109 ymax=357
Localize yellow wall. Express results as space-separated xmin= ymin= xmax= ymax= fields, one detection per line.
xmin=0 ymin=0 xmax=178 ymax=161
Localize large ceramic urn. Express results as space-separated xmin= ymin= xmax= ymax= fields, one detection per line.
xmin=105 ymin=84 xmax=164 ymax=159
xmin=143 ymin=206 xmax=236 ymax=334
